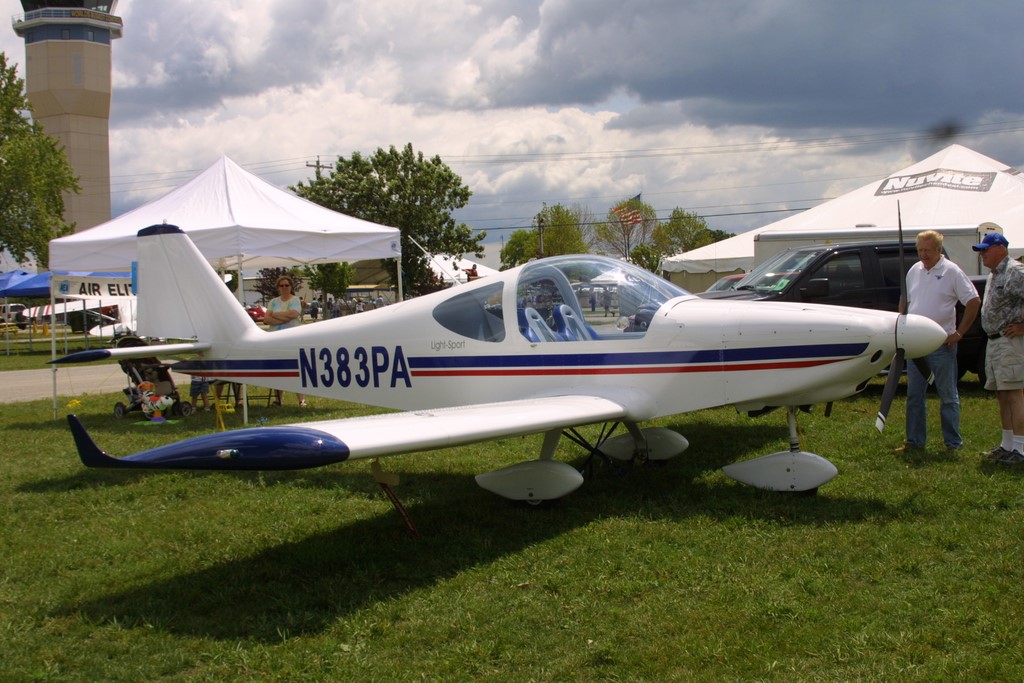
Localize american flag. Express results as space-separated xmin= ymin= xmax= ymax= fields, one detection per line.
xmin=612 ymin=206 xmax=643 ymax=225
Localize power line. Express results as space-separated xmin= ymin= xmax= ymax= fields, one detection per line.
xmin=99 ymin=120 xmax=1023 ymax=226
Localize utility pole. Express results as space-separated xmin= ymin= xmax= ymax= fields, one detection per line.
xmin=306 ymin=156 xmax=332 ymax=175
xmin=536 ymin=214 xmax=545 ymax=258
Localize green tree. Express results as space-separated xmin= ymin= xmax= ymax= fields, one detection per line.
xmin=292 ymin=143 xmax=483 ymax=297
xmin=302 ymin=262 xmax=354 ymax=302
xmin=536 ymin=203 xmax=590 ymax=258
xmin=629 ymin=243 xmax=662 ymax=273
xmin=651 ymin=208 xmax=725 ymax=256
xmin=500 ymin=229 xmax=536 ymax=270
xmin=0 ymin=53 xmax=78 ymax=267
xmin=500 ymin=203 xmax=591 ymax=269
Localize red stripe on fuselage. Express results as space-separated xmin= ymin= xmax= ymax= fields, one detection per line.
xmin=194 ymin=371 xmax=298 ymax=378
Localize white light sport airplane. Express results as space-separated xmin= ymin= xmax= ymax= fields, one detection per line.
xmin=57 ymin=224 xmax=946 ymax=502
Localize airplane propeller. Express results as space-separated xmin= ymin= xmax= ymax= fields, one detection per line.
xmin=875 ymin=202 xmax=931 ymax=432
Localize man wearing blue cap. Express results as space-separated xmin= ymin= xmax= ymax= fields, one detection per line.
xmin=973 ymin=228 xmax=1024 ymax=464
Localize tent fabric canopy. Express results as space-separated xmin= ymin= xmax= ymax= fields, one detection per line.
xmin=0 ymin=272 xmax=51 ymax=298
xmin=49 ymin=156 xmax=401 ymax=272
xmin=0 ymin=270 xmax=32 ymax=295
xmin=662 ymin=144 xmax=1024 ymax=274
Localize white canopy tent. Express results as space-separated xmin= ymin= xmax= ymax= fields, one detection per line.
xmin=49 ymin=155 xmax=401 ymax=272
xmin=662 ymin=144 xmax=1024 ymax=289
xmin=46 ymin=156 xmax=402 ymax=422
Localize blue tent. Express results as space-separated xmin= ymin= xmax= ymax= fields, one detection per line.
xmin=0 ymin=272 xmax=51 ymax=298
xmin=0 ymin=269 xmax=32 ymax=295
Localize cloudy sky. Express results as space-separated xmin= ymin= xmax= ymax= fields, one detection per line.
xmin=2 ymin=0 xmax=1022 ymax=266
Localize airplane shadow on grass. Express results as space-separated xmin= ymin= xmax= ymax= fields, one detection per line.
xmin=39 ymin=418 xmax=901 ymax=643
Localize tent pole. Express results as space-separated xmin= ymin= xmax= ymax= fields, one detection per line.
xmin=236 ymin=254 xmax=249 ymax=425
xmin=3 ymin=295 xmax=9 ymax=355
xmin=396 ymin=257 xmax=404 ymax=302
xmin=50 ymin=284 xmax=57 ymax=419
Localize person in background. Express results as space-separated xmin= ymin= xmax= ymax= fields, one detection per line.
xmin=896 ymin=229 xmax=979 ymax=454
xmin=264 ymin=275 xmax=307 ymax=407
xmin=189 ymin=374 xmax=211 ymax=412
xmin=974 ymin=231 xmax=1024 ymax=464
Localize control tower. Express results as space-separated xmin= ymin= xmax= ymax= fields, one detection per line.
xmin=12 ymin=1 xmax=123 ymax=231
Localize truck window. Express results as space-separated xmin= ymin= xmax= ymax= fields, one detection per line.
xmin=877 ymin=245 xmax=947 ymax=288
xmin=878 ymin=252 xmax=904 ymax=288
xmin=738 ymin=248 xmax=827 ymax=293
xmin=816 ymin=252 xmax=864 ymax=297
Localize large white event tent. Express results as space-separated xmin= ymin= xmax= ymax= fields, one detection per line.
xmin=49 ymin=155 xmax=401 ymax=273
xmin=661 ymin=144 xmax=1024 ymax=289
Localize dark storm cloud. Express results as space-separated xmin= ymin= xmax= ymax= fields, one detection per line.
xmin=111 ymin=0 xmax=351 ymax=124
xmin=104 ymin=1 xmax=1023 ymax=134
xmin=485 ymin=1 xmax=1024 ymax=131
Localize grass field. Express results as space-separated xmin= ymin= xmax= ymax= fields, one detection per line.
xmin=1 ymin=373 xmax=1023 ymax=681
xmin=1 ymin=334 xmax=97 ymax=371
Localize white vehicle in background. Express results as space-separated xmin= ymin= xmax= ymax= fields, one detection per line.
xmin=1 ymin=302 xmax=27 ymax=324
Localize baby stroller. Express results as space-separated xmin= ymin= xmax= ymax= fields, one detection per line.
xmin=112 ymin=336 xmax=194 ymax=418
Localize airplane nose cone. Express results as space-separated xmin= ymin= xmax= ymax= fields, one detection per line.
xmin=897 ymin=314 xmax=948 ymax=359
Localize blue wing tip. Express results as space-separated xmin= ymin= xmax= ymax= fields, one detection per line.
xmin=49 ymin=349 xmax=112 ymax=364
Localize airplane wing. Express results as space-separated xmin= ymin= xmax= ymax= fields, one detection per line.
xmin=67 ymin=394 xmax=630 ymax=470
xmin=49 ymin=342 xmax=211 ymax=365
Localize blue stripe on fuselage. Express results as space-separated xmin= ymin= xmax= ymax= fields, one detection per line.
xmin=173 ymin=358 xmax=298 ymax=373
xmin=170 ymin=342 xmax=868 ymax=377
xmin=407 ymin=343 xmax=868 ymax=370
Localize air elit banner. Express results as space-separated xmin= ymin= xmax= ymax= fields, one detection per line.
xmin=875 ymin=168 xmax=996 ymax=196
xmin=53 ymin=274 xmax=133 ymax=300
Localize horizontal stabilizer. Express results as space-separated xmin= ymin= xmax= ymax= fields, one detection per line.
xmin=50 ymin=342 xmax=211 ymax=365
xmin=67 ymin=415 xmax=350 ymax=471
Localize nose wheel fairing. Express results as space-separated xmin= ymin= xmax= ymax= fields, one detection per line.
xmin=721 ymin=405 xmax=838 ymax=492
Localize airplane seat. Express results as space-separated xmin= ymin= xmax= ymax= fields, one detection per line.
xmin=552 ymin=304 xmax=596 ymax=341
xmin=517 ymin=308 xmax=540 ymax=342
xmin=519 ymin=307 xmax=560 ymax=342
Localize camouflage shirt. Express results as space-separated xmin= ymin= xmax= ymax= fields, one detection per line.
xmin=981 ymin=256 xmax=1024 ymax=335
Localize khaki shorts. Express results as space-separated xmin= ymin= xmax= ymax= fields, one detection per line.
xmin=984 ymin=336 xmax=1024 ymax=391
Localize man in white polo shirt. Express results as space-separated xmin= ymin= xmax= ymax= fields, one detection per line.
xmin=897 ymin=229 xmax=980 ymax=454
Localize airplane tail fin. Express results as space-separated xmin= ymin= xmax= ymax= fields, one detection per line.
xmin=135 ymin=224 xmax=255 ymax=342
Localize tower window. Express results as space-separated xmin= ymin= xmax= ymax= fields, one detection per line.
xmin=61 ymin=29 xmax=70 ymax=40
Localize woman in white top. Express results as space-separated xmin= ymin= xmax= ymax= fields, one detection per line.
xmin=264 ymin=275 xmax=306 ymax=407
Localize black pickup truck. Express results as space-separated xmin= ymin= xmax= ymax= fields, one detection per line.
xmin=698 ymin=241 xmax=987 ymax=382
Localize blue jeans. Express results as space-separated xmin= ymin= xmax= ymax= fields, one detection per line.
xmin=905 ymin=343 xmax=961 ymax=448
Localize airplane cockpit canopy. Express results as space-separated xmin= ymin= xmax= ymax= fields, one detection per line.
xmin=515 ymin=256 xmax=689 ymax=342
xmin=431 ymin=255 xmax=689 ymax=344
